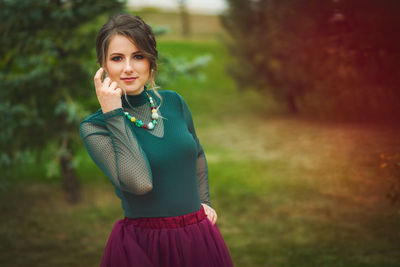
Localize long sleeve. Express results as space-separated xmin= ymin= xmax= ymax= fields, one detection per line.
xmin=79 ymin=108 xmax=153 ymax=195
xmin=177 ymin=93 xmax=212 ymax=208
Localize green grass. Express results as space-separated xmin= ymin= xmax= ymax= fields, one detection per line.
xmin=2 ymin=27 xmax=400 ymax=267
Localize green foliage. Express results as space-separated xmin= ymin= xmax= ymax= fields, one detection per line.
xmin=152 ymin=25 xmax=213 ymax=88
xmin=221 ymin=0 xmax=400 ymax=121
xmin=152 ymin=25 xmax=171 ymax=36
xmin=0 ymin=0 xmax=126 ymax=179
xmin=157 ymin=54 xmax=212 ymax=86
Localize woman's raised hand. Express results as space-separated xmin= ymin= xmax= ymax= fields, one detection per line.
xmin=94 ymin=67 xmax=123 ymax=114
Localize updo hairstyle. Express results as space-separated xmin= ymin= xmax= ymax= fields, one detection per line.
xmin=95 ymin=13 xmax=162 ymax=103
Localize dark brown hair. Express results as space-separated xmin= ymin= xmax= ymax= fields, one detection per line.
xmin=96 ymin=13 xmax=160 ymax=94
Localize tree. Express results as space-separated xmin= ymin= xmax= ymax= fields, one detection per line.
xmin=220 ymin=0 xmax=309 ymax=113
xmin=0 ymin=0 xmax=125 ymax=203
xmin=220 ymin=0 xmax=400 ymax=121
xmin=178 ymin=0 xmax=191 ymax=37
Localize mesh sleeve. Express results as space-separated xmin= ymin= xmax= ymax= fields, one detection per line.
xmin=79 ymin=108 xmax=153 ymax=195
xmin=178 ymin=93 xmax=212 ymax=208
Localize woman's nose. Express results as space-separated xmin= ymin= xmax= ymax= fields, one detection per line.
xmin=124 ymin=59 xmax=134 ymax=73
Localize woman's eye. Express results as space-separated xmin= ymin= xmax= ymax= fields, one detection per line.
xmin=134 ymin=54 xmax=144 ymax=60
xmin=111 ymin=56 xmax=122 ymax=61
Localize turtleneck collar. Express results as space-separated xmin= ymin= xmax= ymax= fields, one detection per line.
xmin=121 ymin=86 xmax=150 ymax=107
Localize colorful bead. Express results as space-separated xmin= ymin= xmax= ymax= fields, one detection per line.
xmin=135 ymin=120 xmax=143 ymax=127
xmin=123 ymin=91 xmax=159 ymax=130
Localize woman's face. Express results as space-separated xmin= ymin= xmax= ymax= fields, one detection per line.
xmin=104 ymin=34 xmax=150 ymax=95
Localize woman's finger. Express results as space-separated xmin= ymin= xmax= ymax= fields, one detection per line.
xmin=211 ymin=215 xmax=216 ymax=224
xmin=202 ymin=203 xmax=211 ymax=210
xmin=207 ymin=209 xmax=216 ymax=224
xmin=94 ymin=68 xmax=104 ymax=91
xmin=207 ymin=214 xmax=213 ymax=223
xmin=211 ymin=210 xmax=217 ymax=224
xmin=109 ymin=81 xmax=117 ymax=91
xmin=114 ymin=87 xmax=123 ymax=96
xmin=203 ymin=206 xmax=211 ymax=218
xmin=211 ymin=211 xmax=216 ymax=224
xmin=102 ymin=77 xmax=111 ymax=90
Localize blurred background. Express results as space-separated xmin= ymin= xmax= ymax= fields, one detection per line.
xmin=1 ymin=0 xmax=400 ymax=266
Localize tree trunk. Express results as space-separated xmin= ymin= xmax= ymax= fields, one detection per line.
xmin=178 ymin=0 xmax=191 ymax=37
xmin=60 ymin=138 xmax=82 ymax=204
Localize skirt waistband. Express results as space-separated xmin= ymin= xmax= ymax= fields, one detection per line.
xmin=123 ymin=205 xmax=207 ymax=229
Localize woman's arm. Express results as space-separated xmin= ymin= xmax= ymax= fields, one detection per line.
xmin=79 ymin=67 xmax=153 ymax=195
xmin=79 ymin=108 xmax=153 ymax=195
xmin=177 ymin=93 xmax=212 ymax=208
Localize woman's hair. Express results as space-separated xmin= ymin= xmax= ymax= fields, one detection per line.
xmin=95 ymin=13 xmax=162 ymax=106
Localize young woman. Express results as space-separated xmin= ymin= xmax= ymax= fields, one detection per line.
xmin=79 ymin=13 xmax=234 ymax=267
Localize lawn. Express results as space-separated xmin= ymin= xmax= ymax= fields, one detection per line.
xmin=1 ymin=12 xmax=400 ymax=267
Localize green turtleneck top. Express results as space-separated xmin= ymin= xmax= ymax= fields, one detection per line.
xmin=79 ymin=88 xmax=211 ymax=218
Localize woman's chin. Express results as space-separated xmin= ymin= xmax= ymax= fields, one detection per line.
xmin=121 ymin=86 xmax=145 ymax=95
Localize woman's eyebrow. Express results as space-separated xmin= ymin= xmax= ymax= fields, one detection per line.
xmin=109 ymin=52 xmax=123 ymax=56
xmin=109 ymin=51 xmax=142 ymax=57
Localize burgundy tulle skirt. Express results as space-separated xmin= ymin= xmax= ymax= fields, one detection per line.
xmin=100 ymin=205 xmax=234 ymax=267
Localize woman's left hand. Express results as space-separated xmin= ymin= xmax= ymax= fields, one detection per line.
xmin=202 ymin=203 xmax=217 ymax=225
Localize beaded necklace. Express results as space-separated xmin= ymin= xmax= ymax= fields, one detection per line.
xmin=123 ymin=90 xmax=159 ymax=130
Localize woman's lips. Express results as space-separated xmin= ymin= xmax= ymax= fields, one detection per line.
xmin=121 ymin=77 xmax=137 ymax=83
